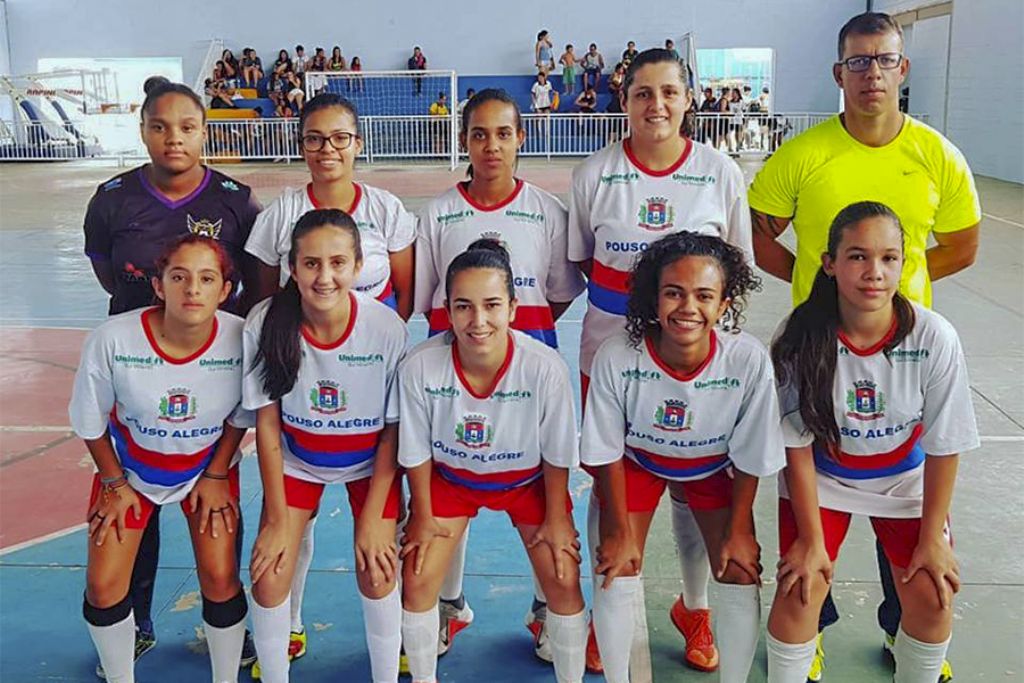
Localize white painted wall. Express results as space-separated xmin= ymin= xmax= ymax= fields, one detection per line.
xmin=904 ymin=14 xmax=950 ymax=132
xmin=5 ymin=0 xmax=863 ymax=111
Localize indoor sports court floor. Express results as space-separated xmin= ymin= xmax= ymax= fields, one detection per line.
xmin=1 ymin=158 xmax=1021 ymax=682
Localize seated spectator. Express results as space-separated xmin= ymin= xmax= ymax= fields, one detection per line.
xmin=531 ymin=71 xmax=553 ymax=113
xmin=408 ymin=46 xmax=427 ymax=95
xmin=606 ymin=62 xmax=625 ymax=112
xmin=294 ymin=45 xmax=308 ymax=74
xmin=273 ymin=49 xmax=293 ymax=76
xmin=665 ymin=38 xmax=681 ymax=63
xmin=220 ymin=49 xmax=239 ymax=84
xmin=348 ymin=56 xmax=364 ymax=92
xmin=212 ymin=61 xmax=228 ymax=85
xmin=575 ymin=86 xmax=597 ymax=113
xmin=581 ymin=43 xmax=604 ymax=91
xmin=621 ymin=40 xmax=639 ymax=69
xmin=267 ymin=71 xmax=288 ymax=112
xmin=241 ymin=48 xmax=263 ymax=88
xmin=329 ymin=46 xmax=346 ymax=71
xmin=310 ymin=47 xmax=327 ymax=71
xmin=285 ymin=71 xmax=305 ymax=113
xmin=206 ymin=79 xmax=238 ymax=109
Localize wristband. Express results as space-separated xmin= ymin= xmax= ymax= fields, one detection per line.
xmin=100 ymin=474 xmax=127 ymax=485
xmin=201 ymin=470 xmax=230 ymax=481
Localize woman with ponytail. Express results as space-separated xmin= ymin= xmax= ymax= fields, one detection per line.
xmin=766 ymin=201 xmax=979 ymax=683
xmin=242 ymin=209 xmax=407 ymax=683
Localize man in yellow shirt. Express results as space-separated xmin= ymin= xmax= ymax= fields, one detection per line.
xmin=429 ymin=91 xmax=450 ymax=154
xmin=749 ymin=11 xmax=980 ymax=683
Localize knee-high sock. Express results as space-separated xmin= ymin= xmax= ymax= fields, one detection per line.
xmin=592 ymin=575 xmax=639 ymax=683
xmin=290 ymin=516 xmax=316 ymax=632
xmin=203 ymin=589 xmax=248 ymax=683
xmin=361 ymin=585 xmax=401 ymax=683
xmin=546 ymin=609 xmax=587 ymax=683
xmin=439 ymin=521 xmax=469 ymax=602
xmin=766 ymin=632 xmax=817 ymax=683
xmin=251 ymin=596 xmax=291 ymax=683
xmin=402 ymin=606 xmax=439 ymax=683
xmin=86 ymin=609 xmax=136 ymax=683
xmin=716 ymin=583 xmax=761 ymax=683
xmin=893 ymin=628 xmax=950 ymax=683
xmin=670 ymin=496 xmax=710 ymax=609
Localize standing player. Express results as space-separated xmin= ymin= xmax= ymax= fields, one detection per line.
xmin=415 ymin=87 xmax=585 ymax=660
xmin=242 ymin=209 xmax=407 ymax=683
xmin=70 ymin=235 xmax=252 ymax=683
xmin=83 ymin=76 xmax=261 ymax=677
xmin=399 ymin=240 xmax=588 ymax=683
xmin=568 ymin=47 xmax=753 ymax=673
xmin=748 ymin=12 xmax=980 ymax=681
xmin=583 ymin=232 xmax=784 ymax=683
xmin=765 ymin=202 xmax=978 ymax=683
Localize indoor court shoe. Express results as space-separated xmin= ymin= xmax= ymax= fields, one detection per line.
xmin=806 ymin=632 xmax=825 ymax=682
xmin=437 ymin=595 xmax=474 ymax=656
xmin=883 ymin=633 xmax=953 ymax=682
xmin=523 ymin=598 xmax=554 ymax=663
xmin=669 ymin=596 xmax=719 ymax=672
xmin=250 ymin=628 xmax=307 ymax=679
xmin=95 ymin=627 xmax=157 ymax=679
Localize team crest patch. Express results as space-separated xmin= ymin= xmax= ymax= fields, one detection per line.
xmin=846 ymin=380 xmax=885 ymax=420
xmin=310 ymin=380 xmax=346 ymax=414
xmin=187 ymin=214 xmax=223 ymax=239
xmin=159 ymin=388 xmax=197 ymax=423
xmin=637 ymin=197 xmax=675 ymax=231
xmin=123 ymin=261 xmax=148 ymax=282
xmin=220 ymin=180 xmax=240 ymax=192
xmin=455 ymin=413 xmax=493 ymax=449
xmin=654 ymin=399 xmax=693 ymax=432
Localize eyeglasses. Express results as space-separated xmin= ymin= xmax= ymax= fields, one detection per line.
xmin=838 ymin=53 xmax=903 ymax=72
xmin=301 ymin=132 xmax=358 ymax=152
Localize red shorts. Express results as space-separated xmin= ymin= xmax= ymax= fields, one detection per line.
xmin=777 ymin=498 xmax=953 ymax=569
xmin=283 ymin=474 xmax=401 ymax=519
xmin=589 ymin=457 xmax=733 ymax=513
xmin=429 ymin=468 xmax=571 ymax=526
xmin=87 ymin=467 xmax=241 ymax=530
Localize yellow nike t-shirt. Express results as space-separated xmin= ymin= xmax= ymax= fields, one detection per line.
xmin=748 ymin=115 xmax=981 ymax=308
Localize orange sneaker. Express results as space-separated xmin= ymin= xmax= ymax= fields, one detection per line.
xmin=585 ymin=619 xmax=604 ymax=674
xmin=669 ymin=596 xmax=719 ymax=672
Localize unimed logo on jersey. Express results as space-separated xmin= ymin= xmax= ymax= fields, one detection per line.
xmin=437 ymin=209 xmax=474 ymax=226
xmin=455 ymin=414 xmax=493 ymax=448
xmin=159 ymin=388 xmax=197 ymax=423
xmin=187 ymin=214 xmax=223 ymax=239
xmin=637 ymin=197 xmax=675 ymax=231
xmin=653 ymin=399 xmax=693 ymax=432
xmin=846 ymin=380 xmax=886 ymax=421
xmin=310 ymin=380 xmax=347 ymax=414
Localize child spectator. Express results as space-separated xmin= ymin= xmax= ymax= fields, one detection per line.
xmin=531 ymin=71 xmax=553 ymax=113
xmin=348 ymin=56 xmax=364 ymax=93
xmin=560 ymin=44 xmax=577 ymax=95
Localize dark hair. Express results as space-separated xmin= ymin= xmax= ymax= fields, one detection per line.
xmin=257 ymin=209 xmax=362 ymax=400
xmin=537 ymin=30 xmax=548 ymax=40
xmin=623 ymin=48 xmax=688 ymax=96
xmin=625 ymin=232 xmax=760 ymax=348
xmin=771 ymin=201 xmax=914 ymax=456
xmin=332 ymin=46 xmax=342 ymax=57
xmin=837 ymin=12 xmax=904 ymax=60
xmin=589 ymin=43 xmax=597 ymax=50
xmin=153 ymin=233 xmax=235 ymax=283
xmin=444 ymin=238 xmax=515 ymax=302
xmin=460 ymin=88 xmax=522 ymax=178
xmin=299 ymin=92 xmax=360 ymax=136
xmin=141 ymin=78 xmax=205 ymax=123
xmin=566 ymin=43 xmax=573 ymax=50
xmin=296 ymin=44 xmax=304 ymax=51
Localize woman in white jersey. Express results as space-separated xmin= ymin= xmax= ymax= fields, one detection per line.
xmin=765 ymin=202 xmax=978 ymax=683
xmin=399 ymin=240 xmax=588 ymax=683
xmin=414 ymin=87 xmax=585 ymax=662
xmin=568 ymin=47 xmax=753 ymax=672
xmin=70 ymin=235 xmax=251 ymax=683
xmin=243 ymin=209 xmax=407 ymax=683
xmin=582 ymin=232 xmax=785 ymax=683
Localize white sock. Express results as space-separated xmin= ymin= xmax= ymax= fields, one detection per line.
xmin=87 ymin=611 xmax=136 ymax=683
xmin=533 ymin=572 xmax=547 ymax=604
xmin=766 ymin=632 xmax=817 ymax=683
xmin=204 ymin=618 xmax=246 ymax=683
xmin=402 ymin=606 xmax=439 ymax=683
xmin=592 ymin=575 xmax=639 ymax=683
xmin=670 ymin=495 xmax=710 ymax=609
xmin=716 ymin=583 xmax=761 ymax=683
xmin=893 ymin=627 xmax=951 ymax=683
xmin=439 ymin=521 xmax=468 ymax=602
xmin=290 ymin=516 xmax=316 ymax=632
xmin=251 ymin=596 xmax=291 ymax=683
xmin=546 ymin=609 xmax=587 ymax=683
xmin=361 ymin=585 xmax=401 ymax=683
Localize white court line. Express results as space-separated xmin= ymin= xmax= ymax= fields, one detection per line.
xmin=0 ymin=425 xmax=73 ymax=433
xmin=980 ymin=435 xmax=1024 ymax=442
xmin=0 ymin=523 xmax=87 ymax=557
xmin=983 ymin=212 xmax=1024 ymax=229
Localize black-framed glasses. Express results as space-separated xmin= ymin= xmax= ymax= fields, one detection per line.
xmin=838 ymin=53 xmax=903 ymax=72
xmin=301 ymin=131 xmax=358 ymax=152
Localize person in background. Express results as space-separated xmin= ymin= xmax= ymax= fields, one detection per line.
xmin=575 ymin=85 xmax=597 ymax=114
xmin=409 ymin=46 xmax=428 ymax=95
xmin=221 ymin=49 xmax=239 ymax=86
xmin=621 ymin=41 xmax=639 ymax=69
xmin=531 ymin=71 xmax=554 ymax=114
xmin=349 ymin=57 xmax=364 ymax=93
xmin=457 ymin=87 xmax=476 ymax=117
xmin=559 ymin=45 xmax=577 ymax=95
xmin=429 ymin=91 xmax=449 ymax=154
xmin=273 ymin=50 xmax=292 ymax=77
xmin=581 ymin=43 xmax=604 ymax=92
xmin=329 ymin=46 xmax=346 ymax=72
xmin=605 ymin=63 xmax=626 ymax=114
xmin=535 ymin=30 xmax=555 ymax=75
xmin=293 ymin=45 xmax=308 ymax=75
xmin=310 ymin=47 xmax=327 ymax=72
xmin=665 ymin=38 xmax=681 ymax=63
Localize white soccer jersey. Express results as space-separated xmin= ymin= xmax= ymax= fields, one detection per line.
xmin=568 ymin=138 xmax=754 ymax=374
xmin=415 ymin=180 xmax=586 ymax=348
xmin=779 ymin=305 xmax=979 ymax=518
xmin=69 ymin=309 xmax=251 ymax=505
xmin=581 ymin=330 xmax=785 ymax=481
xmin=398 ymin=331 xmax=578 ymax=490
xmin=244 ymin=183 xmax=416 ymax=304
xmin=242 ymin=293 xmax=407 ymax=484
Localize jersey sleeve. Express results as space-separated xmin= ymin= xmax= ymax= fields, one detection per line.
xmin=239 ymin=188 xmax=263 ymax=239
xmin=727 ymin=346 xmax=786 ymax=477
xmin=241 ymin=310 xmax=274 ymax=411
xmin=932 ymin=141 xmax=982 ymax=234
xmin=413 ymin=208 xmax=441 ymax=314
xmin=776 ymin=374 xmax=814 ymax=449
xmin=227 ymin=403 xmax=256 ymax=430
xmin=567 ymin=163 xmax=596 ymax=262
xmin=919 ymin=320 xmax=980 ymax=456
xmin=537 ymin=357 xmax=579 ymax=468
xmin=397 ymin=356 xmax=433 ymax=469
xmin=723 ymin=163 xmax=755 ymax=263
xmin=747 ymin=137 xmax=802 ymax=219
xmin=543 ymin=196 xmax=587 ymax=302
xmin=579 ymin=340 xmax=628 ymax=466
xmin=245 ymin=198 xmax=288 ymax=268
xmin=83 ymin=188 xmax=114 ymax=261
xmin=383 ymin=319 xmax=409 ymax=424
xmin=69 ymin=327 xmax=116 ymax=440
xmin=383 ymin=192 xmax=417 ymax=252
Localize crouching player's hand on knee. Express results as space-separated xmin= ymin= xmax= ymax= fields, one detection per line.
xmin=356 ymin=515 xmax=398 ymax=587
xmin=776 ymin=536 xmax=832 ymax=606
xmin=88 ymin=473 xmax=143 ymax=546
xmin=401 ymin=511 xmax=452 ymax=576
